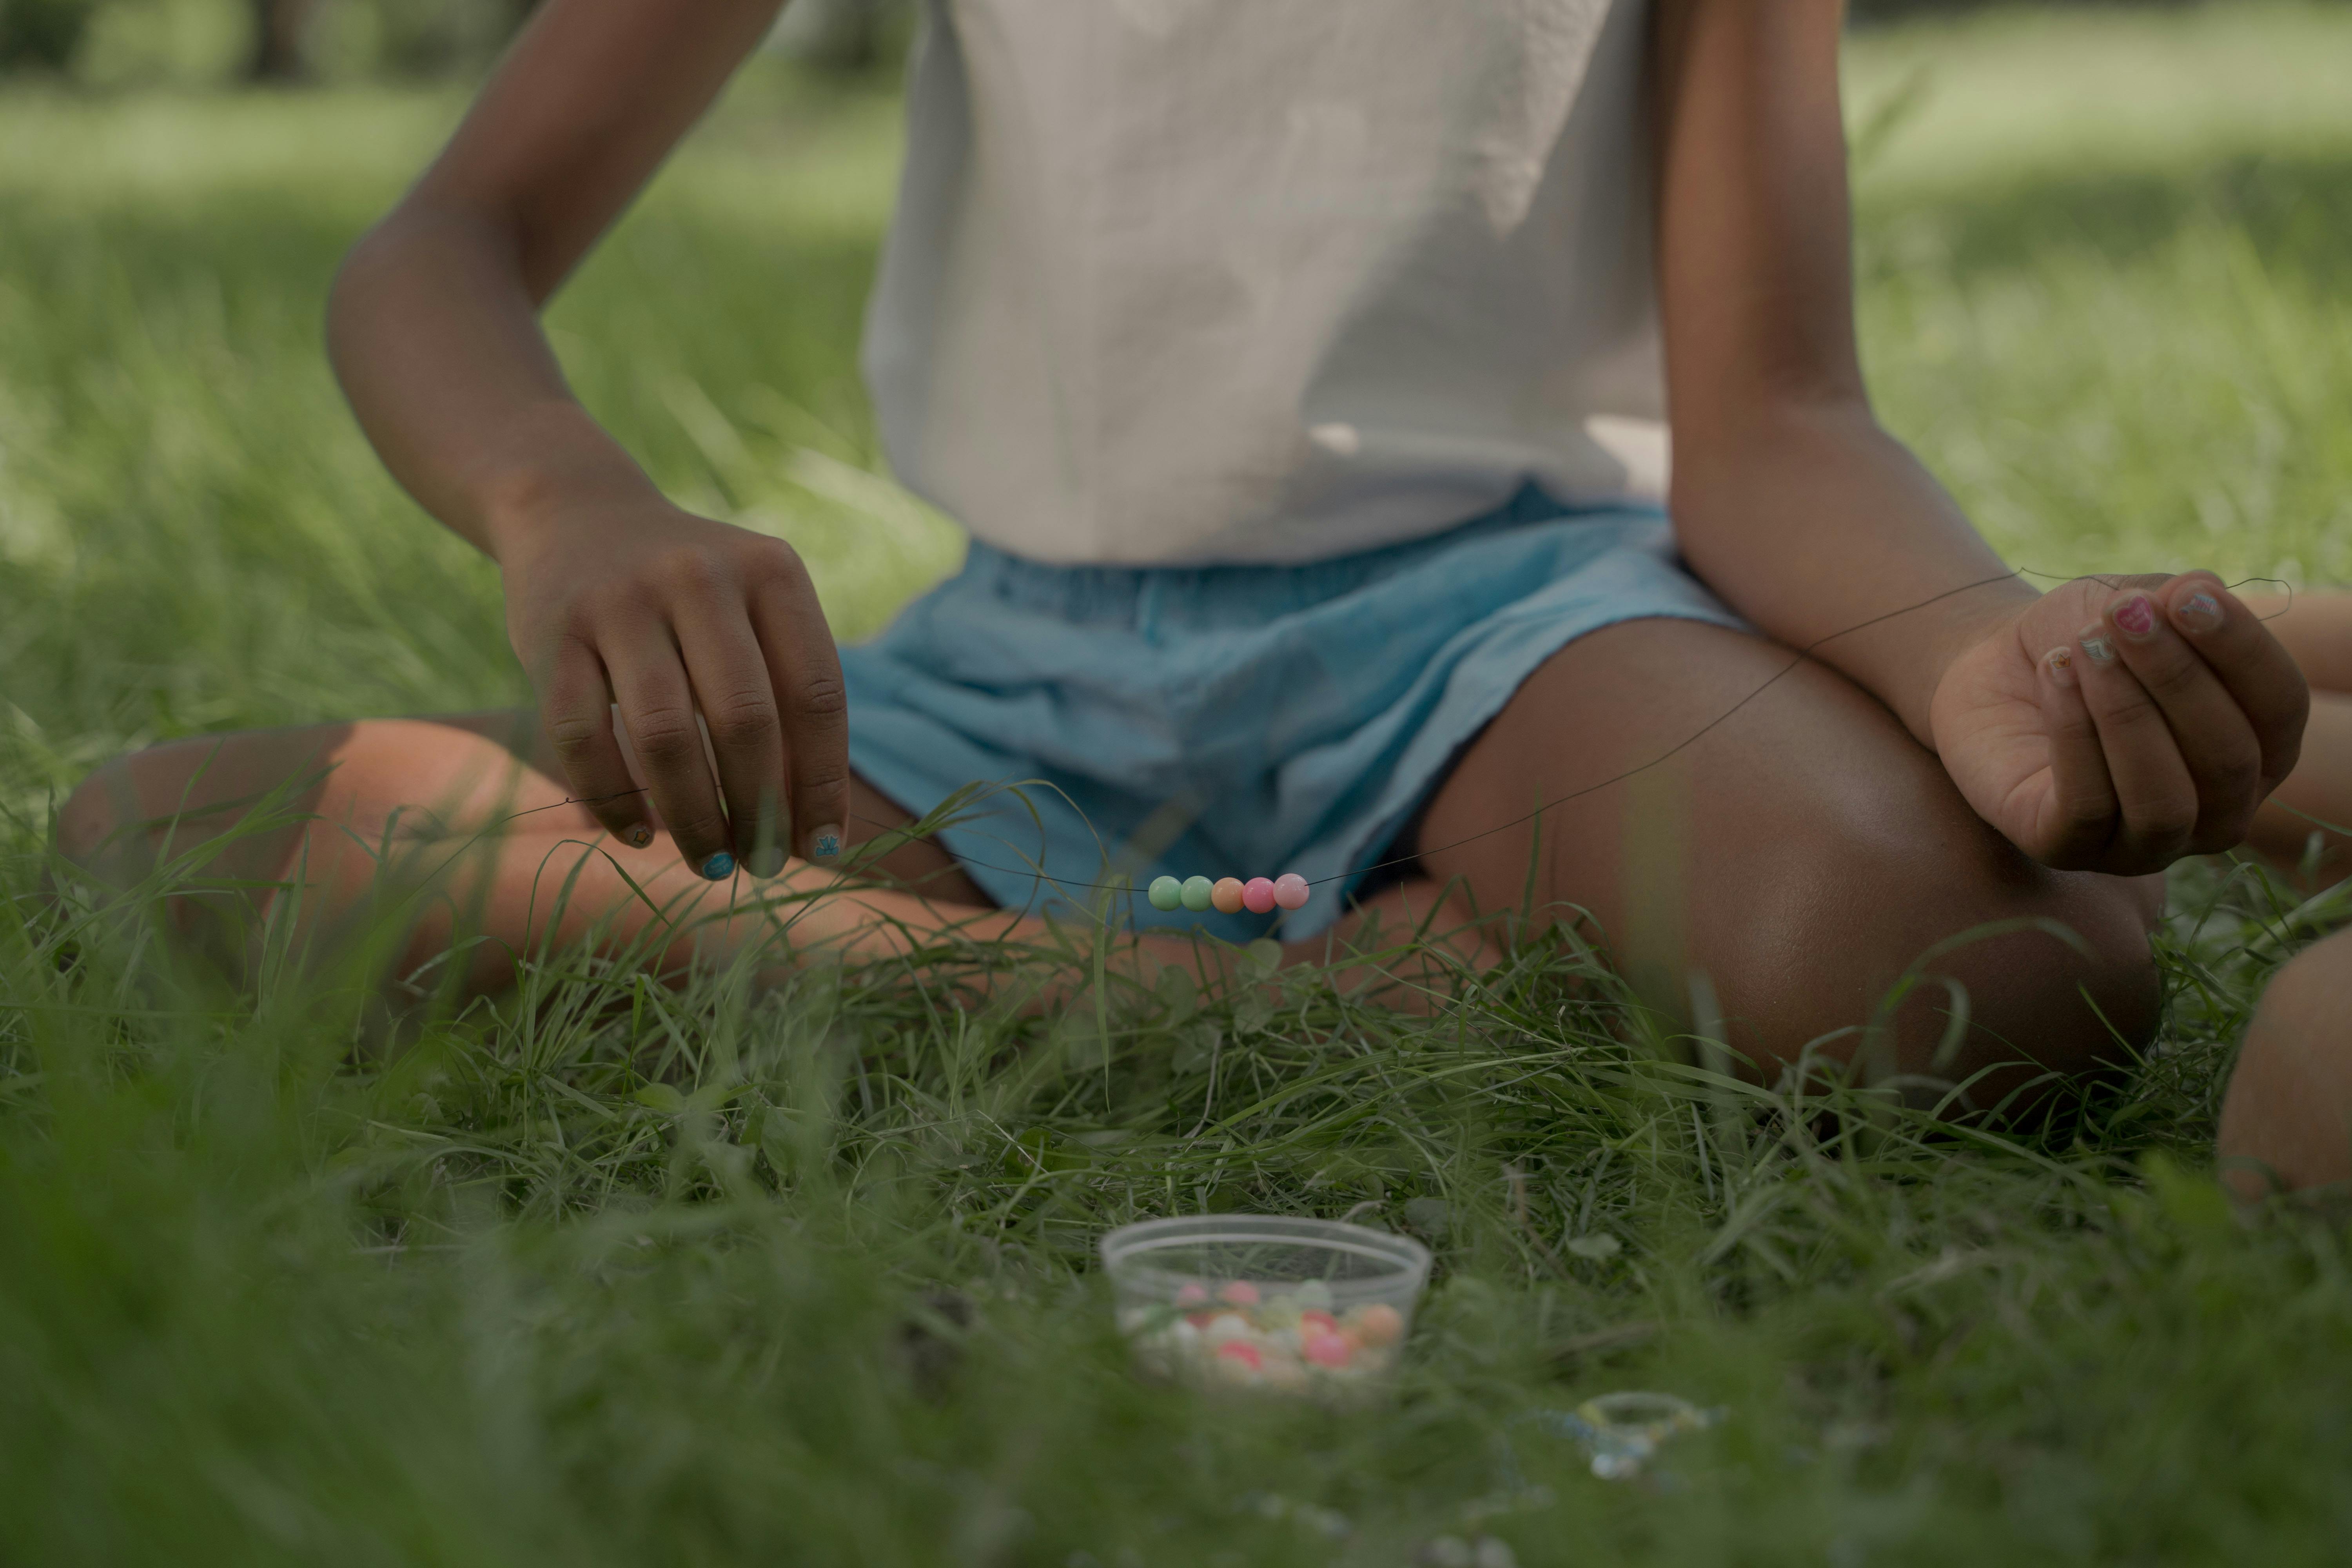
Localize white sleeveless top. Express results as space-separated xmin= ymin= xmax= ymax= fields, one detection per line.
xmin=861 ymin=0 xmax=1665 ymax=566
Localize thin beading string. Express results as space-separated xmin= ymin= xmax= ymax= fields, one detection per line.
xmin=494 ymin=567 xmax=2298 ymax=900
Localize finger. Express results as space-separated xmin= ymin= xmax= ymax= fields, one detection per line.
xmin=673 ymin=600 xmax=790 ymax=879
xmin=540 ymin=637 xmax=654 ymax=849
xmin=2160 ymin=575 xmax=2311 ymax=795
xmin=2032 ymin=642 xmax=2118 ymax=867
xmin=604 ymin=632 xmax=736 ymax=880
xmin=2073 ymin=620 xmax=2200 ymax=871
xmin=2102 ymin=584 xmax=2265 ymax=853
xmin=748 ymin=549 xmax=852 ymax=866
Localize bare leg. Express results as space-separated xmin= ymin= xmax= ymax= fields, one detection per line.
xmin=2217 ymin=927 xmax=2352 ymax=1199
xmin=60 ymin=619 xmax=2167 ymax=1091
xmin=2207 ymin=593 xmax=2352 ymax=1194
xmin=53 ymin=710 xmax=999 ymax=990
xmin=2240 ymin=592 xmax=2352 ymax=884
xmin=52 ymin=710 xmax=1345 ymax=1009
xmin=1400 ymin=617 xmax=2163 ymax=1093
xmin=2241 ymin=591 xmax=2352 ymax=691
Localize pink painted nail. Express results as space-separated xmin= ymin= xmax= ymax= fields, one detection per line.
xmin=2172 ymin=590 xmax=2223 ymax=633
xmin=2079 ymin=626 xmax=2117 ymax=665
xmin=2044 ymin=646 xmax=2077 ymax=687
xmin=2111 ymin=594 xmax=2159 ymax=640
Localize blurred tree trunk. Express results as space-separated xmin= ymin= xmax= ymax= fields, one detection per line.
xmin=248 ymin=0 xmax=314 ymax=82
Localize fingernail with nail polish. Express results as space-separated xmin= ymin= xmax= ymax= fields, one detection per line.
xmin=2174 ymin=590 xmax=2223 ymax=632
xmin=624 ymin=825 xmax=654 ymax=850
xmin=2111 ymin=594 xmax=2159 ymax=640
xmin=2079 ymin=626 xmax=2117 ymax=665
xmin=811 ymin=826 xmax=844 ymax=861
xmin=2045 ymin=646 xmax=2076 ymax=685
xmin=700 ymin=852 xmax=736 ymax=880
xmin=746 ymin=845 xmax=787 ymax=878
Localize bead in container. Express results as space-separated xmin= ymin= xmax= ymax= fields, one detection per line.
xmin=1102 ymin=1215 xmax=1431 ymax=1407
xmin=1273 ymin=873 xmax=1310 ymax=910
xmin=1147 ymin=875 xmax=1183 ymax=911
xmin=1241 ymin=877 xmax=1277 ymax=914
xmin=1210 ymin=877 xmax=1247 ymax=914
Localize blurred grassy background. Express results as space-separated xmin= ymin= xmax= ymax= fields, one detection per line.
xmin=3 ymin=5 xmax=2351 ymax=1565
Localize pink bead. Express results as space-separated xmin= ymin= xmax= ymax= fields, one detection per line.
xmin=1241 ymin=877 xmax=1277 ymax=914
xmin=1174 ymin=1281 xmax=1209 ymax=1307
xmin=1347 ymin=1302 xmax=1404 ymax=1347
xmin=1273 ymin=873 xmax=1310 ymax=910
xmin=1218 ymin=1280 xmax=1261 ymax=1307
xmin=1215 ymin=1340 xmax=1263 ymax=1372
xmin=1302 ymin=1329 xmax=1353 ymax=1368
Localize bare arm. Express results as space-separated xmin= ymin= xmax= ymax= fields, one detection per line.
xmin=1652 ymin=0 xmax=2305 ymax=874
xmin=329 ymin=0 xmax=853 ymax=881
xmin=1652 ymin=0 xmax=2024 ymax=741
xmin=330 ymin=0 xmax=780 ymax=547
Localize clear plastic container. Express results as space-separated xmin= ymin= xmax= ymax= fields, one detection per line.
xmin=1101 ymin=1215 xmax=1433 ymax=1401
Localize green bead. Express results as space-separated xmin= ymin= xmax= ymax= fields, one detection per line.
xmin=1147 ymin=875 xmax=1183 ymax=911
xmin=1180 ymin=875 xmax=1215 ymax=912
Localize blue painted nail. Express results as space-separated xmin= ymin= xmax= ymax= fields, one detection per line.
xmin=2174 ymin=591 xmax=2223 ymax=633
xmin=700 ymin=852 xmax=736 ymax=880
xmin=811 ymin=825 xmax=844 ymax=861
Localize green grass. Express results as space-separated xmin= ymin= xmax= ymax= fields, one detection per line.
xmin=5 ymin=8 xmax=2352 ymax=1564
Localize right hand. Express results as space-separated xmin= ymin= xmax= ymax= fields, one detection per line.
xmin=500 ymin=497 xmax=849 ymax=879
xmin=1931 ymin=571 xmax=2308 ymax=875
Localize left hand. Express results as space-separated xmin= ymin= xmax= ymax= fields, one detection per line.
xmin=1930 ymin=572 xmax=2309 ymax=874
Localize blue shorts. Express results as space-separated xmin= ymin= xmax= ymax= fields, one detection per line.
xmin=838 ymin=485 xmax=1745 ymax=941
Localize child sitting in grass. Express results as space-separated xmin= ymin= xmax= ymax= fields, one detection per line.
xmin=57 ymin=1 xmax=2352 ymax=1187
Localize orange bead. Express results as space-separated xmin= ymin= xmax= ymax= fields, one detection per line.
xmin=1210 ymin=877 xmax=1246 ymax=914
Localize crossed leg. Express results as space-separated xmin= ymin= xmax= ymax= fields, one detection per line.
xmin=2213 ymin=594 xmax=2352 ymax=1195
xmin=2239 ymin=592 xmax=2352 ymax=885
xmin=1394 ymin=617 xmax=2164 ymax=1092
xmin=56 ymin=612 xmax=2174 ymax=1103
xmin=51 ymin=710 xmax=989 ymax=995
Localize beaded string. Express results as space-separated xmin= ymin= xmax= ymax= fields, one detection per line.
xmin=515 ymin=568 xmax=2291 ymax=917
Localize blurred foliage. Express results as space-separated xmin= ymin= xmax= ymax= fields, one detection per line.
xmin=1848 ymin=0 xmax=2191 ymax=15
xmin=16 ymin=0 xmax=2287 ymax=85
xmin=0 ymin=0 xmax=93 ymax=68
xmin=771 ymin=0 xmax=913 ymax=73
xmin=5 ymin=0 xmax=918 ymax=83
xmin=9 ymin=0 xmax=532 ymax=84
xmin=306 ymin=0 xmax=532 ymax=80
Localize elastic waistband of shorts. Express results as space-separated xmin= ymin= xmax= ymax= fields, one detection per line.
xmin=956 ymin=483 xmax=1666 ymax=628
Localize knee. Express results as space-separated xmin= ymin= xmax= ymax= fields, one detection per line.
xmin=2217 ymin=928 xmax=2352 ymax=1198
xmin=55 ymin=756 xmax=140 ymax=874
xmin=1717 ymin=830 xmax=2162 ymax=1098
xmin=1928 ymin=870 xmax=2163 ymax=1086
